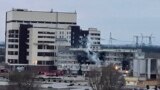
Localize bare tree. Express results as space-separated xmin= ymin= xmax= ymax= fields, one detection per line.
xmin=7 ymin=71 xmax=39 ymax=90
xmin=87 ymin=64 xmax=125 ymax=90
xmin=87 ymin=68 xmax=101 ymax=90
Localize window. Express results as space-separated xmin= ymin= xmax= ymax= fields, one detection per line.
xmin=6 ymin=20 xmax=76 ymax=24
xmin=47 ymin=46 xmax=55 ymax=49
xmin=37 ymin=61 xmax=54 ymax=65
xmin=8 ymin=59 xmax=18 ymax=64
xmin=27 ymin=52 xmax=29 ymax=55
xmin=27 ymin=39 xmax=29 ymax=42
xmin=8 ymin=45 xmax=18 ymax=48
xmin=38 ymin=41 xmax=55 ymax=43
xmin=37 ymin=61 xmax=42 ymax=65
xmin=38 ymin=36 xmax=43 ymax=38
xmin=26 ymin=45 xmax=29 ymax=48
xmin=24 ymin=21 xmax=30 ymax=23
xmin=38 ymin=31 xmax=55 ymax=34
xmin=38 ymin=32 xmax=43 ymax=34
xmin=8 ymin=45 xmax=13 ymax=48
xmin=46 ymin=61 xmax=54 ymax=65
xmin=17 ymin=21 xmax=23 ymax=23
xmin=90 ymin=33 xmax=100 ymax=36
xmin=38 ymin=45 xmax=55 ymax=50
xmin=39 ymin=21 xmax=44 ymax=23
xmin=9 ymin=30 xmax=18 ymax=34
xmin=8 ymin=34 xmax=18 ymax=38
xmin=38 ymin=36 xmax=55 ymax=39
xmin=8 ymin=51 xmax=18 ymax=55
xmin=31 ymin=21 xmax=37 ymax=23
xmin=38 ymin=45 xmax=43 ymax=49
xmin=46 ymin=22 xmax=51 ymax=24
xmin=37 ymin=52 xmax=55 ymax=57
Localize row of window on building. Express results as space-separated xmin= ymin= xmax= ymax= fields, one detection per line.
xmin=58 ymin=31 xmax=71 ymax=34
xmin=38 ymin=41 xmax=55 ymax=43
xmin=8 ymin=39 xmax=18 ymax=43
xmin=91 ymin=37 xmax=100 ymax=40
xmin=37 ymin=52 xmax=56 ymax=57
xmin=90 ymin=33 xmax=100 ymax=36
xmin=38 ymin=31 xmax=55 ymax=34
xmin=57 ymin=65 xmax=90 ymax=70
xmin=8 ymin=30 xmax=19 ymax=33
xmin=58 ymin=36 xmax=71 ymax=39
xmin=8 ymin=44 xmax=18 ymax=48
xmin=8 ymin=51 xmax=18 ymax=55
xmin=93 ymin=42 xmax=100 ymax=44
xmin=8 ymin=59 xmax=18 ymax=64
xmin=38 ymin=45 xmax=56 ymax=50
xmin=38 ymin=36 xmax=55 ymax=39
xmin=8 ymin=59 xmax=54 ymax=65
xmin=8 ymin=34 xmax=18 ymax=38
xmin=8 ymin=30 xmax=19 ymax=38
xmin=37 ymin=61 xmax=54 ymax=65
xmin=8 ymin=51 xmax=57 ymax=57
xmin=7 ymin=20 xmax=76 ymax=25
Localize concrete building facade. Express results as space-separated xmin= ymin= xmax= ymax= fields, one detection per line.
xmin=5 ymin=9 xmax=76 ymax=66
xmin=5 ymin=9 xmax=101 ymax=72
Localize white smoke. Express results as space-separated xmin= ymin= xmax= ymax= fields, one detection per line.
xmin=85 ymin=35 xmax=101 ymax=67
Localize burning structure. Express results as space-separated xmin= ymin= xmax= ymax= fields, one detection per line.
xmin=4 ymin=9 xmax=160 ymax=81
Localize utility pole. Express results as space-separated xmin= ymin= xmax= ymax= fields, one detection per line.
xmin=109 ymin=32 xmax=112 ymax=45
xmin=134 ymin=35 xmax=139 ymax=47
xmin=109 ymin=32 xmax=116 ymax=46
xmin=148 ymin=34 xmax=154 ymax=46
xmin=141 ymin=34 xmax=145 ymax=46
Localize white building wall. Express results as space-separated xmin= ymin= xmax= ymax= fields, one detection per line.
xmin=28 ymin=27 xmax=57 ymax=65
xmin=133 ymin=51 xmax=146 ymax=78
xmin=147 ymin=59 xmax=151 ymax=79
xmin=133 ymin=59 xmax=146 ymax=77
xmin=7 ymin=10 xmax=76 ymax=24
xmin=88 ymin=28 xmax=101 ymax=50
xmin=28 ymin=28 xmax=38 ymax=65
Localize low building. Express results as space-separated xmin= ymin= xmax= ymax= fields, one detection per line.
xmin=101 ymin=45 xmax=160 ymax=80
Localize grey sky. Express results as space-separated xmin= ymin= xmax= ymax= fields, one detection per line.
xmin=1 ymin=0 xmax=160 ymax=45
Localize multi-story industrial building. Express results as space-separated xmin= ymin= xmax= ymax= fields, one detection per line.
xmin=5 ymin=9 xmax=76 ymax=66
xmin=5 ymin=9 xmax=160 ymax=80
xmin=5 ymin=9 xmax=101 ymax=71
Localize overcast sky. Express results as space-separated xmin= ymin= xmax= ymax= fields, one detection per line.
xmin=1 ymin=0 xmax=160 ymax=45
